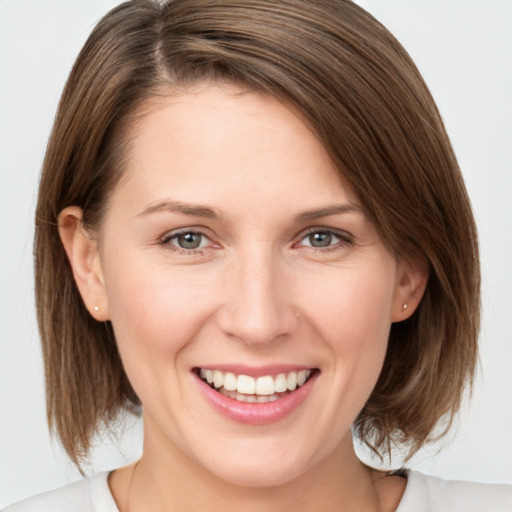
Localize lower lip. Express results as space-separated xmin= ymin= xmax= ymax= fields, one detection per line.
xmin=195 ymin=372 xmax=318 ymax=425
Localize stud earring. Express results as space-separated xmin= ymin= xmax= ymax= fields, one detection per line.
xmin=94 ymin=306 xmax=99 ymax=312
xmin=402 ymin=303 xmax=408 ymax=311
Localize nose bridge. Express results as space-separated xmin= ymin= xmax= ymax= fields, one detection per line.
xmin=219 ymin=243 xmax=294 ymax=345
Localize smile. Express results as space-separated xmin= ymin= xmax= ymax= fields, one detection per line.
xmin=194 ymin=365 xmax=319 ymax=424
xmin=197 ymin=368 xmax=314 ymax=403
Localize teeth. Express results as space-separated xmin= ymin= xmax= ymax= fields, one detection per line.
xmin=255 ymin=376 xmax=275 ymax=395
xmin=237 ymin=375 xmax=256 ymax=394
xmin=297 ymin=370 xmax=308 ymax=386
xmin=199 ymin=368 xmax=313 ymax=397
xmin=213 ymin=370 xmax=224 ymax=388
xmin=275 ymin=373 xmax=288 ymax=393
xmin=223 ymin=372 xmax=237 ymax=391
xmin=287 ymin=372 xmax=297 ymax=391
xmin=218 ymin=388 xmax=286 ymax=403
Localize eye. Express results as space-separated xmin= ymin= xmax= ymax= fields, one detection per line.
xmin=303 ymin=231 xmax=338 ymax=248
xmin=175 ymin=232 xmax=205 ymax=249
xmin=162 ymin=231 xmax=210 ymax=251
xmin=297 ymin=228 xmax=352 ymax=250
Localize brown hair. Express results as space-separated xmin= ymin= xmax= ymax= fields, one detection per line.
xmin=35 ymin=0 xmax=479 ymax=468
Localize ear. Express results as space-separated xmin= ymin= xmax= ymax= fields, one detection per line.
xmin=58 ymin=206 xmax=110 ymax=321
xmin=391 ymin=256 xmax=429 ymax=322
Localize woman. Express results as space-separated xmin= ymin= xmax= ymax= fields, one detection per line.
xmin=4 ymin=0 xmax=512 ymax=510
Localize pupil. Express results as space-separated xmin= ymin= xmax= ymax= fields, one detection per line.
xmin=178 ymin=232 xmax=201 ymax=249
xmin=310 ymin=232 xmax=331 ymax=247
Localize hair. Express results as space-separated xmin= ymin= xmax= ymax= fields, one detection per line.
xmin=35 ymin=0 xmax=479 ymax=468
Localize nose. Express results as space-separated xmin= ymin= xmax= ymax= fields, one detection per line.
xmin=216 ymin=247 xmax=297 ymax=347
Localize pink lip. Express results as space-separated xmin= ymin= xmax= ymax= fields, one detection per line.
xmin=195 ymin=371 xmax=318 ymax=425
xmin=194 ymin=364 xmax=312 ymax=378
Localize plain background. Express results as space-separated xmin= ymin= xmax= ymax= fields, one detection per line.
xmin=1 ymin=0 xmax=511 ymax=507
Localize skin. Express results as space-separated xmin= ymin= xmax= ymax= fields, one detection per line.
xmin=59 ymin=83 xmax=428 ymax=511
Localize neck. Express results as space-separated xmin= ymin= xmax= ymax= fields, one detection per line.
xmin=112 ymin=431 xmax=387 ymax=512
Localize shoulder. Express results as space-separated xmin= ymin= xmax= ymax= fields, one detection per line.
xmin=397 ymin=470 xmax=512 ymax=512
xmin=3 ymin=471 xmax=118 ymax=512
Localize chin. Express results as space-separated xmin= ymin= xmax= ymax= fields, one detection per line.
xmin=205 ymin=457 xmax=307 ymax=488
xmin=190 ymin=435 xmax=323 ymax=488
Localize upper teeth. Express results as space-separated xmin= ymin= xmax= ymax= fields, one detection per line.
xmin=199 ymin=369 xmax=312 ymax=395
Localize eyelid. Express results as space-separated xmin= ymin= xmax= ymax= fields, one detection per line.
xmin=160 ymin=228 xmax=208 ymax=243
xmin=160 ymin=223 xmax=214 ymax=239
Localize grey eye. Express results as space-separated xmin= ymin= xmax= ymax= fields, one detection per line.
xmin=306 ymin=231 xmax=338 ymax=247
xmin=175 ymin=232 xmax=204 ymax=249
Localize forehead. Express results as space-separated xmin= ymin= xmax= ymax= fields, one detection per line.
xmin=127 ymin=83 xmax=318 ymax=158
xmin=116 ymin=83 xmax=356 ymax=209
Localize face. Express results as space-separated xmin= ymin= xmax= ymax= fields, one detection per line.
xmin=91 ymin=84 xmax=411 ymax=486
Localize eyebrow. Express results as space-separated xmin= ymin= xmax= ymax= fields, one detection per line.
xmin=294 ymin=203 xmax=365 ymax=222
xmin=137 ymin=200 xmax=364 ymax=221
xmin=137 ymin=200 xmax=220 ymax=219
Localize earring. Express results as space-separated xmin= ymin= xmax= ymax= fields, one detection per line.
xmin=402 ymin=303 xmax=408 ymax=311
xmin=94 ymin=306 xmax=99 ymax=312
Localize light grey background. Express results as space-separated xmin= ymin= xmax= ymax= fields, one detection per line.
xmin=1 ymin=0 xmax=511 ymax=507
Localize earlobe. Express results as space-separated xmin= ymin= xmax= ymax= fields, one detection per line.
xmin=391 ymin=257 xmax=429 ymax=322
xmin=58 ymin=206 xmax=110 ymax=321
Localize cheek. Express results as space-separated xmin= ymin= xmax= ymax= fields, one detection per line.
xmin=101 ymin=259 xmax=225 ymax=417
xmin=304 ymin=267 xmax=396 ymax=415
xmin=102 ymin=253 xmax=220 ymax=362
xmin=296 ymin=260 xmax=396 ymax=412
xmin=298 ymin=263 xmax=396 ymax=348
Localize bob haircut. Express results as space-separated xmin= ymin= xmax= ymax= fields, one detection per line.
xmin=35 ymin=0 xmax=479 ymax=468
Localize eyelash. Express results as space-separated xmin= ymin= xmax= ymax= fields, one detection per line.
xmin=159 ymin=227 xmax=354 ymax=255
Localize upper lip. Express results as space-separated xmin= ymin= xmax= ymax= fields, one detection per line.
xmin=193 ymin=364 xmax=316 ymax=378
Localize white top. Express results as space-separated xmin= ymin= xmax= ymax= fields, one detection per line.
xmin=4 ymin=470 xmax=512 ymax=511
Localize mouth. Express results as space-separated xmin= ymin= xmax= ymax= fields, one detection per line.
xmin=194 ymin=367 xmax=318 ymax=403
